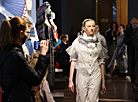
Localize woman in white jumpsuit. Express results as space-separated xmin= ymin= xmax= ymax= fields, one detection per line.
xmin=66 ymin=19 xmax=107 ymax=102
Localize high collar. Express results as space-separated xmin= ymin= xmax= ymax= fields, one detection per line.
xmin=79 ymin=32 xmax=98 ymax=43
xmin=78 ymin=32 xmax=98 ymax=49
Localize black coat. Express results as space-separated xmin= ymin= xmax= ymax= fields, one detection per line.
xmin=132 ymin=28 xmax=138 ymax=49
xmin=59 ymin=42 xmax=69 ymax=65
xmin=0 ymin=44 xmax=49 ymax=102
xmin=105 ymin=30 xmax=118 ymax=46
xmin=132 ymin=28 xmax=138 ymax=77
xmin=132 ymin=28 xmax=138 ymax=62
xmin=124 ymin=25 xmax=135 ymax=56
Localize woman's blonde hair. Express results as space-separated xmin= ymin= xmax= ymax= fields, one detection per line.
xmin=29 ymin=52 xmax=46 ymax=102
xmin=24 ymin=18 xmax=32 ymax=28
xmin=0 ymin=17 xmax=26 ymax=49
xmin=29 ymin=52 xmax=39 ymax=68
xmin=81 ymin=18 xmax=95 ymax=35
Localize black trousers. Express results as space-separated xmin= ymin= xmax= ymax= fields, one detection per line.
xmin=128 ymin=55 xmax=136 ymax=84
xmin=135 ymin=49 xmax=138 ymax=78
xmin=60 ymin=63 xmax=70 ymax=77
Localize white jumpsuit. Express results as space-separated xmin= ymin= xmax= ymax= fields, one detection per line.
xmin=66 ymin=32 xmax=107 ymax=102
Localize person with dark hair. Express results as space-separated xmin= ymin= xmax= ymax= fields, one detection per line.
xmin=59 ymin=34 xmax=70 ymax=77
xmin=105 ymin=22 xmax=118 ymax=59
xmin=107 ymin=24 xmax=128 ymax=77
xmin=66 ymin=19 xmax=107 ymax=102
xmin=0 ymin=17 xmax=49 ymax=102
xmin=105 ymin=22 xmax=118 ymax=76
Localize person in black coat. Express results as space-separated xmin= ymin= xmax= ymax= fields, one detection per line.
xmin=59 ymin=34 xmax=70 ymax=77
xmin=105 ymin=22 xmax=118 ymax=46
xmin=132 ymin=26 xmax=138 ymax=79
xmin=124 ymin=17 xmax=138 ymax=86
xmin=105 ymin=22 xmax=118 ymax=60
xmin=0 ymin=17 xmax=49 ymax=102
xmin=105 ymin=22 xmax=118 ymax=75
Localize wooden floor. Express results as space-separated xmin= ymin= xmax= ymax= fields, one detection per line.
xmin=53 ymin=76 xmax=136 ymax=102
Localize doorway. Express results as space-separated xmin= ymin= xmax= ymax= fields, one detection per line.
xmin=96 ymin=0 xmax=128 ymax=36
xmin=96 ymin=0 xmax=113 ymax=36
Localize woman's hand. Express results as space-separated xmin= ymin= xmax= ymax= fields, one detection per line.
xmin=100 ymin=84 xmax=106 ymax=95
xmin=116 ymin=31 xmax=119 ymax=36
xmin=40 ymin=40 xmax=49 ymax=55
xmin=31 ymin=86 xmax=40 ymax=92
xmin=111 ymin=31 xmax=114 ymax=36
xmin=68 ymin=81 xmax=74 ymax=93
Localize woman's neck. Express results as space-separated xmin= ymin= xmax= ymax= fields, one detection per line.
xmin=113 ymin=28 xmax=116 ymax=31
xmin=120 ymin=32 xmax=124 ymax=35
xmin=63 ymin=41 xmax=67 ymax=44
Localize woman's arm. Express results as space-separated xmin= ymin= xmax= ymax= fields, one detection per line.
xmin=11 ymin=40 xmax=49 ymax=86
xmin=68 ymin=60 xmax=76 ymax=93
xmin=118 ymin=43 xmax=125 ymax=54
xmin=100 ymin=63 xmax=106 ymax=94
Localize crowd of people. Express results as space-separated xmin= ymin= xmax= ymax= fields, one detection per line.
xmin=0 ymin=17 xmax=50 ymax=102
xmin=0 ymin=15 xmax=138 ymax=102
xmin=66 ymin=17 xmax=138 ymax=102
xmin=105 ymin=17 xmax=138 ymax=86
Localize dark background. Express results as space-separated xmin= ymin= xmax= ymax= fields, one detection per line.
xmin=37 ymin=0 xmax=138 ymax=44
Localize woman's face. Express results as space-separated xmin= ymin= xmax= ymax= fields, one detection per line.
xmin=118 ymin=26 xmax=124 ymax=33
xmin=65 ymin=35 xmax=69 ymax=41
xmin=25 ymin=25 xmax=31 ymax=35
xmin=22 ymin=25 xmax=30 ymax=41
xmin=95 ymin=25 xmax=99 ymax=33
xmin=112 ymin=23 xmax=116 ymax=29
xmin=83 ymin=20 xmax=95 ymax=37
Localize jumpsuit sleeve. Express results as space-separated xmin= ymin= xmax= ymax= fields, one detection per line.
xmin=66 ymin=39 xmax=78 ymax=61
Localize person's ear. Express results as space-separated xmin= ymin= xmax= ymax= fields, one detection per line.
xmin=19 ymin=30 xmax=24 ymax=38
xmin=82 ymin=27 xmax=85 ymax=31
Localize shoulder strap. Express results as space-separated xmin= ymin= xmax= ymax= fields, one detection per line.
xmin=0 ymin=51 xmax=15 ymax=86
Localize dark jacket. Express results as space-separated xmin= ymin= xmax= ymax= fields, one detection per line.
xmin=132 ymin=28 xmax=138 ymax=49
xmin=124 ymin=25 xmax=135 ymax=56
xmin=132 ymin=28 xmax=138 ymax=63
xmin=0 ymin=44 xmax=49 ymax=102
xmin=59 ymin=42 xmax=69 ymax=65
xmin=132 ymin=28 xmax=138 ymax=77
xmin=105 ymin=30 xmax=118 ymax=46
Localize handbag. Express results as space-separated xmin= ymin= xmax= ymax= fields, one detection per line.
xmin=0 ymin=51 xmax=15 ymax=102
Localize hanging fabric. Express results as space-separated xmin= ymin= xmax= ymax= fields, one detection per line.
xmin=36 ymin=2 xmax=55 ymax=86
